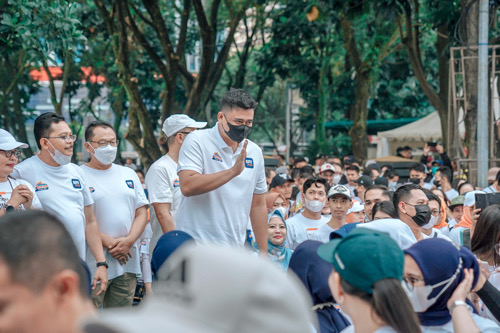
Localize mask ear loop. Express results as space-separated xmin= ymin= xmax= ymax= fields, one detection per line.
xmin=427 ymin=257 xmax=463 ymax=302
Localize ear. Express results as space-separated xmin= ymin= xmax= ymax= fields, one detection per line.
xmin=217 ymin=111 xmax=225 ymax=122
xmin=399 ymin=201 xmax=407 ymax=215
xmin=45 ymin=269 xmax=81 ymax=305
xmin=84 ymin=142 xmax=93 ymax=154
xmin=40 ymin=137 xmax=50 ymax=151
xmin=328 ymin=271 xmax=344 ymax=303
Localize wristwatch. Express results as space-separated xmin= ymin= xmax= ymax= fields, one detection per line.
xmin=96 ymin=261 xmax=109 ymax=269
xmin=448 ymin=300 xmax=471 ymax=314
xmin=4 ymin=205 xmax=15 ymax=213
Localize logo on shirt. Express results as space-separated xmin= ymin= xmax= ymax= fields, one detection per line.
xmin=71 ymin=179 xmax=81 ymax=189
xmin=35 ymin=181 xmax=49 ymax=192
xmin=126 ymin=180 xmax=134 ymax=189
xmin=173 ymin=179 xmax=180 ymax=188
xmin=89 ymin=187 xmax=95 ymax=193
xmin=244 ymin=158 xmax=254 ymax=168
xmin=212 ymin=152 xmax=223 ymax=162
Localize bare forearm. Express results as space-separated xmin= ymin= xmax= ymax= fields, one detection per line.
xmin=127 ymin=206 xmax=148 ymax=243
xmin=100 ymin=232 xmax=115 ymax=248
xmin=180 ymin=169 xmax=236 ymax=197
xmin=153 ymin=203 xmax=175 ymax=233
xmin=451 ymin=306 xmax=480 ymax=333
xmin=86 ymin=220 xmax=106 ymax=262
xmin=250 ymin=201 xmax=268 ymax=255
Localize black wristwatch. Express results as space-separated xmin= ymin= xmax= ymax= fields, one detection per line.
xmin=4 ymin=205 xmax=15 ymax=213
xmin=96 ymin=261 xmax=109 ymax=269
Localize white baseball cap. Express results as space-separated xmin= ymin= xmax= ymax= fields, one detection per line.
xmin=0 ymin=129 xmax=28 ymax=150
xmin=162 ymin=114 xmax=207 ymax=137
xmin=82 ymin=245 xmax=316 ymax=333
xmin=328 ymin=184 xmax=352 ymax=200
xmin=347 ymin=201 xmax=364 ymax=214
xmin=320 ymin=163 xmax=335 ymax=174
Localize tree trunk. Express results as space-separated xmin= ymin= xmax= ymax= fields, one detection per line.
xmin=316 ymin=58 xmax=328 ymax=154
xmin=349 ymin=73 xmax=370 ymax=161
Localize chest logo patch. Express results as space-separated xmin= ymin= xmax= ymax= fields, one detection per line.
xmin=173 ymin=179 xmax=180 ymax=188
xmin=126 ymin=180 xmax=134 ymax=189
xmin=89 ymin=187 xmax=95 ymax=193
xmin=245 ymin=158 xmax=254 ymax=168
xmin=72 ymin=179 xmax=82 ymax=189
xmin=35 ymin=181 xmax=49 ymax=192
xmin=212 ymin=152 xmax=223 ymax=162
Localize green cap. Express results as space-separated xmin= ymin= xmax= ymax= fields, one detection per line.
xmin=317 ymin=228 xmax=404 ymax=294
xmin=449 ymin=195 xmax=465 ymax=209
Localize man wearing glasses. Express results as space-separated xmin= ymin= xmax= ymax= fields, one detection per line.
xmin=11 ymin=112 xmax=108 ymax=296
xmin=81 ymin=121 xmax=149 ymax=308
xmin=176 ymin=88 xmax=268 ymax=254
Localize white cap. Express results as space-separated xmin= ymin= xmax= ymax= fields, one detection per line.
xmin=328 ymin=184 xmax=352 ymax=200
xmin=464 ymin=190 xmax=485 ymax=207
xmin=82 ymin=245 xmax=316 ymax=333
xmin=162 ymin=114 xmax=207 ymax=137
xmin=0 ymin=129 xmax=28 ymax=150
xmin=320 ymin=163 xmax=335 ymax=173
xmin=347 ymin=201 xmax=364 ymax=214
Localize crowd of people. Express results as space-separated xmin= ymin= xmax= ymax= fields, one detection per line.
xmin=1 ymin=88 xmax=500 ymax=332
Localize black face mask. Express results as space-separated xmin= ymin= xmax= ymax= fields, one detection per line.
xmin=223 ymin=115 xmax=252 ymax=143
xmin=406 ymin=203 xmax=431 ymax=227
xmin=409 ymin=178 xmax=421 ymax=185
xmin=434 ymin=180 xmax=441 ymax=187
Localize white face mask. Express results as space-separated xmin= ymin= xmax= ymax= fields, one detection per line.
xmin=333 ymin=174 xmax=342 ymax=185
xmin=304 ymin=199 xmax=325 ymax=213
xmin=90 ymin=144 xmax=117 ymax=165
xmin=402 ymin=258 xmax=462 ymax=312
xmin=421 ymin=214 xmax=439 ymax=230
xmin=47 ymin=140 xmax=72 ymax=166
xmin=276 ymin=206 xmax=287 ymax=217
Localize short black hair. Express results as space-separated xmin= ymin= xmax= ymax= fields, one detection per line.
xmin=384 ymin=170 xmax=399 ymax=179
xmin=346 ymin=165 xmax=360 ymax=173
xmin=290 ymin=168 xmax=301 ymax=180
xmin=303 ymin=177 xmax=329 ymax=195
xmin=437 ymin=166 xmax=452 ymax=182
xmin=365 ymin=185 xmax=392 ymax=201
xmin=293 ymin=157 xmax=307 ymax=166
xmin=85 ymin=120 xmax=114 ymax=141
xmin=495 ymin=170 xmax=500 ymax=184
xmin=221 ymin=88 xmax=258 ymax=112
xmin=34 ymin=112 xmax=66 ymax=149
xmin=409 ymin=163 xmax=426 ymax=173
xmin=299 ymin=165 xmax=315 ymax=178
xmin=0 ymin=211 xmax=89 ymax=296
xmin=393 ymin=184 xmax=423 ymax=214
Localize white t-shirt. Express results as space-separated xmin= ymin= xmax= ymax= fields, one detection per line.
xmin=145 ymin=154 xmax=181 ymax=220
xmin=445 ymin=188 xmax=459 ymax=201
xmin=12 ymin=156 xmax=93 ymax=259
xmin=483 ymin=185 xmax=498 ymax=193
xmin=81 ymin=164 xmax=149 ymax=280
xmin=342 ymin=325 xmax=396 ymax=333
xmin=310 ymin=223 xmax=336 ymax=243
xmin=286 ymin=212 xmax=330 ymax=250
xmin=0 ymin=178 xmax=42 ymax=210
xmin=449 ymin=226 xmax=468 ymax=246
xmin=424 ymin=228 xmax=453 ymax=242
xmin=176 ymin=124 xmax=267 ymax=247
xmin=421 ymin=312 xmax=500 ymax=332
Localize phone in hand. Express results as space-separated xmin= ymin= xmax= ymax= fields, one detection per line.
xmin=427 ymin=141 xmax=437 ymax=152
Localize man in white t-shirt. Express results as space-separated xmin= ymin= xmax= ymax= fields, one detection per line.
xmin=145 ymin=115 xmax=206 ymax=251
xmin=393 ymin=184 xmax=432 ymax=241
xmin=434 ymin=166 xmax=459 ymax=200
xmin=81 ymin=121 xmax=149 ymax=308
xmin=176 ymin=88 xmax=268 ymax=252
xmin=286 ymin=177 xmax=330 ymax=250
xmin=310 ymin=184 xmax=352 ymax=243
xmin=11 ymin=112 xmax=108 ymax=294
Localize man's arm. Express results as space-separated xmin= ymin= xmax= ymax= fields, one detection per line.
xmin=109 ymin=206 xmax=148 ymax=257
xmin=84 ymin=205 xmax=108 ymax=295
xmin=250 ymin=193 xmax=268 ymax=257
xmin=179 ymin=140 xmax=248 ymax=197
xmin=152 ymin=202 xmax=175 ymax=233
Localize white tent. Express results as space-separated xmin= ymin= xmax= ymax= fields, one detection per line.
xmin=376 ymin=111 xmax=465 ymax=158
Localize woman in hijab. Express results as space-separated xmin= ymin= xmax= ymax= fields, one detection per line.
xmin=151 ymin=230 xmax=195 ymax=278
xmin=403 ymin=238 xmax=500 ymax=332
xmin=288 ymin=240 xmax=350 ymax=333
xmin=265 ymin=192 xmax=288 ymax=218
xmin=266 ymin=210 xmax=293 ymax=271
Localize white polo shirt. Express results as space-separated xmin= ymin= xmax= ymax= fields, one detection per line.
xmin=176 ymin=124 xmax=267 ymax=247
xmin=12 ymin=156 xmax=93 ymax=259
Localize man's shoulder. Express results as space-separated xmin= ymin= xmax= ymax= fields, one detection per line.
xmin=15 ymin=155 xmax=37 ymax=170
xmin=149 ymin=155 xmax=175 ymax=170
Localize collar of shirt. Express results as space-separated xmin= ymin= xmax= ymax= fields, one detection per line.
xmin=213 ymin=123 xmax=244 ymax=154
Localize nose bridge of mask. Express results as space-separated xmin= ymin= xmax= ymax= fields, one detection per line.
xmin=427 ymin=257 xmax=463 ymax=302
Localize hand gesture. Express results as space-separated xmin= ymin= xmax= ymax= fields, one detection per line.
xmin=447 ymin=268 xmax=474 ymax=309
xmin=108 ymin=238 xmax=131 ymax=265
xmin=231 ymin=140 xmax=248 ymax=177
xmin=16 ymin=185 xmax=34 ymax=209
xmin=92 ymin=266 xmax=108 ymax=296
xmin=423 ymin=144 xmax=431 ymax=155
xmin=7 ymin=186 xmax=28 ymax=207
xmin=436 ymin=144 xmax=444 ymax=154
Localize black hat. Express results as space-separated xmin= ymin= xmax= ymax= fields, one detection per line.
xmin=270 ymin=173 xmax=294 ymax=189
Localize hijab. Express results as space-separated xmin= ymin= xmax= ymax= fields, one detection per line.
xmin=433 ymin=198 xmax=449 ymax=229
xmin=288 ymin=240 xmax=351 ymax=333
xmin=404 ymin=238 xmax=479 ymax=327
xmin=267 ymin=210 xmax=293 ymax=271
xmin=151 ymin=230 xmax=195 ymax=278
xmin=265 ymin=192 xmax=287 ymax=211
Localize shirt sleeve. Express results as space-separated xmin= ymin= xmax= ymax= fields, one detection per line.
xmin=177 ymin=133 xmax=204 ymax=174
xmin=145 ymin=165 xmax=173 ymax=204
xmin=23 ymin=181 xmax=43 ymax=210
xmin=254 ymin=152 xmax=267 ymax=195
xmin=130 ymin=170 xmax=149 ymax=209
xmin=80 ymin=173 xmax=94 ymax=206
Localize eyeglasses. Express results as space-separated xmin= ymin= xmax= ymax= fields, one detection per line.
xmin=403 ymin=275 xmax=425 ymax=291
xmin=87 ymin=140 xmax=120 ymax=147
xmin=431 ymin=209 xmax=442 ymax=216
xmin=45 ymin=134 xmax=77 ymax=142
xmin=0 ymin=149 xmax=21 ymax=159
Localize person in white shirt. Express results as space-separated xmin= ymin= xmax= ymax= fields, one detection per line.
xmin=11 ymin=112 xmax=108 ymax=295
xmin=0 ymin=129 xmax=42 ymax=215
xmin=287 ymin=177 xmax=330 ymax=250
xmin=393 ymin=184 xmax=432 ymax=241
xmin=81 ymin=121 xmax=149 ymax=308
xmin=145 ymin=114 xmax=206 ymax=250
xmin=310 ymin=184 xmax=352 ymax=243
xmin=434 ymin=166 xmax=459 ymax=200
xmin=176 ymin=88 xmax=268 ymax=252
xmin=421 ymin=190 xmax=453 ymax=241
xmin=484 ymin=169 xmax=500 ymax=193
